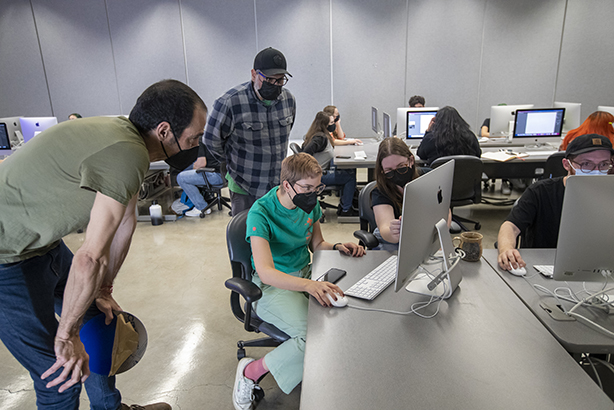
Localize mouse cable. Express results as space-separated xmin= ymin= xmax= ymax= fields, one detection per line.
xmin=581 ymin=355 xmax=604 ymax=391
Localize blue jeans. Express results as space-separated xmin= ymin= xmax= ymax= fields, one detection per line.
xmin=176 ymin=169 xmax=224 ymax=211
xmin=0 ymin=242 xmax=121 ymax=410
xmin=321 ymin=168 xmax=356 ymax=211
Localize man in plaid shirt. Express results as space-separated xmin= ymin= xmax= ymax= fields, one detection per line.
xmin=204 ymin=47 xmax=297 ymax=215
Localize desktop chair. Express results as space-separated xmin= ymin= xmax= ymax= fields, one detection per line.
xmin=430 ymin=155 xmax=483 ymax=231
xmin=224 ymin=210 xmax=290 ymax=362
xmin=352 ymin=181 xmax=380 ymax=249
xmin=289 ymin=142 xmax=301 ymax=155
xmin=542 ymin=151 xmax=567 ymax=179
xmin=195 ymin=163 xmax=232 ymax=217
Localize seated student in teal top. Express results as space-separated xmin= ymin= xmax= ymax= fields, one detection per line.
xmin=232 ymin=152 xmax=365 ymax=410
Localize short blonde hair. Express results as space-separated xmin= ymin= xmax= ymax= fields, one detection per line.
xmin=280 ymin=153 xmax=322 ymax=192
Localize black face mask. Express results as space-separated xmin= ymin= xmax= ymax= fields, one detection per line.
xmin=161 ymin=141 xmax=199 ymax=171
xmin=386 ymin=166 xmax=415 ymax=188
xmin=259 ymin=81 xmax=283 ymax=100
xmin=334 ymin=115 xmax=340 ymax=122
xmin=327 ymin=123 xmax=337 ymax=133
xmin=289 ymin=185 xmax=319 ymax=214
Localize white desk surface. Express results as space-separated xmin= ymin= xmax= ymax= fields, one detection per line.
xmin=300 ymin=250 xmax=613 ymax=409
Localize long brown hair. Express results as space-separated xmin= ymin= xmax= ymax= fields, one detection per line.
xmin=304 ymin=111 xmax=335 ymax=148
xmin=374 ymin=138 xmax=419 ymax=214
xmin=323 ymin=105 xmax=343 ymax=139
xmin=561 ymin=111 xmax=614 ymax=150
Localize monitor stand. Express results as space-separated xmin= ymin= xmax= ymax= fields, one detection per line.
xmin=405 ymin=219 xmax=462 ymax=299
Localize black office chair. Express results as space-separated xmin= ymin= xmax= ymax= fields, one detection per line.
xmin=430 ymin=155 xmax=483 ymax=231
xmin=352 ymin=181 xmax=380 ymax=249
xmin=195 ymin=163 xmax=232 ymax=217
xmin=224 ymin=210 xmax=290 ymax=362
xmin=289 ymin=142 xmax=301 ymax=155
xmin=542 ymin=151 xmax=567 ymax=179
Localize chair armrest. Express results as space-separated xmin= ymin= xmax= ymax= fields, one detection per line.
xmin=225 ymin=277 xmax=262 ymax=304
xmin=195 ymin=167 xmax=215 ymax=173
xmin=353 ymin=230 xmax=379 ymax=250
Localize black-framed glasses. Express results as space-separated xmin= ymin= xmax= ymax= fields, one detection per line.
xmin=293 ymin=182 xmax=326 ymax=196
xmin=258 ymin=71 xmax=288 ymax=86
xmin=570 ymin=160 xmax=613 ymax=174
xmin=384 ymin=164 xmax=411 ymax=179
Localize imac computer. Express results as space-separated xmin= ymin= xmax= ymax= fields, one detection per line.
xmin=512 ymin=108 xmax=565 ymax=147
xmin=0 ymin=123 xmax=10 ymax=150
xmin=396 ymin=107 xmax=439 ymax=139
xmin=371 ymin=106 xmax=379 ymax=134
xmin=489 ymin=104 xmax=534 ymax=138
xmin=405 ymin=109 xmax=437 ymax=142
xmin=382 ymin=112 xmax=392 ymax=139
xmin=394 ymin=160 xmax=461 ymax=298
xmin=0 ymin=117 xmax=24 ymax=146
xmin=553 ymin=176 xmax=614 ymax=282
xmin=597 ymin=106 xmax=614 ymax=117
xmin=554 ymin=102 xmax=581 ymax=133
xmin=20 ymin=117 xmax=58 ymax=143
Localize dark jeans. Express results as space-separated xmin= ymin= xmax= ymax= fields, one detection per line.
xmin=0 ymin=241 xmax=121 ymax=410
xmin=321 ymin=168 xmax=357 ymax=211
xmin=230 ymin=191 xmax=257 ymax=216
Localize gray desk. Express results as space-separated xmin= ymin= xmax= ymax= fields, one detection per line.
xmin=333 ymin=138 xmax=380 ymax=169
xmin=300 ymin=250 xmax=613 ymax=409
xmin=482 ymin=249 xmax=614 ymax=354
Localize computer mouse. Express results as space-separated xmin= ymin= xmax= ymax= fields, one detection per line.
xmin=508 ymin=265 xmax=527 ymax=277
xmin=355 ymin=142 xmax=364 ymax=146
xmin=326 ymin=292 xmax=348 ymax=307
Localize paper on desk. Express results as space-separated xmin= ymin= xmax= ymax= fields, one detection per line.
xmin=354 ymin=150 xmax=367 ymax=160
xmin=481 ymin=151 xmax=529 ymax=162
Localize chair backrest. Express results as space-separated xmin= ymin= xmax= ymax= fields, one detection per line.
xmin=543 ymin=151 xmax=567 ymax=179
xmin=226 ymin=210 xmax=254 ymax=281
xmin=358 ymin=180 xmax=378 ymax=232
xmin=289 ymin=142 xmax=301 ymax=155
xmin=430 ymin=155 xmax=483 ymax=206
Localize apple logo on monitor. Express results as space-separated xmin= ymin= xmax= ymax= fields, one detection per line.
xmin=437 ymin=186 xmax=443 ymax=204
xmin=35 ymin=122 xmax=40 ymax=127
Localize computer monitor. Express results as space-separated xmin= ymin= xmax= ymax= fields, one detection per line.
xmin=553 ymin=176 xmax=614 ymax=282
xmin=597 ymin=106 xmax=614 ymax=117
xmin=396 ymin=107 xmax=439 ymax=139
xmin=382 ymin=112 xmax=392 ymax=139
xmin=554 ymin=102 xmax=581 ymax=133
xmin=489 ymin=104 xmax=534 ymax=137
xmin=0 ymin=123 xmax=10 ymax=150
xmin=405 ymin=109 xmax=437 ymax=141
xmin=512 ymin=108 xmax=565 ymax=145
xmin=19 ymin=117 xmax=58 ymax=143
xmin=0 ymin=117 xmax=24 ymax=146
xmin=371 ymin=106 xmax=379 ymax=134
xmin=394 ymin=160 xmax=461 ymax=298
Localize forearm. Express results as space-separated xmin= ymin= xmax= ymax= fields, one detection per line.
xmin=257 ymin=266 xmax=313 ymax=292
xmin=105 ymin=207 xmax=137 ymax=285
xmin=378 ymin=225 xmax=399 ymax=244
xmin=497 ymin=222 xmax=520 ymax=254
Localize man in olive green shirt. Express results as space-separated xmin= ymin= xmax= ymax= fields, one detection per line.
xmin=0 ymin=79 xmax=207 ymax=410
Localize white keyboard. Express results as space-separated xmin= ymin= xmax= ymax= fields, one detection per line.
xmin=534 ymin=265 xmax=554 ymax=278
xmin=345 ymin=255 xmax=397 ymax=300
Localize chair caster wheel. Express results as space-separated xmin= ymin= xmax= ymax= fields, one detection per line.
xmin=320 ymin=215 xmax=325 ymax=223
xmin=228 ymin=211 xmax=233 ymax=217
xmin=237 ymin=349 xmax=246 ymax=360
xmin=474 ymin=223 xmax=481 ymax=230
xmin=254 ymin=385 xmax=265 ymax=402
xmin=199 ymin=213 xmax=206 ymax=219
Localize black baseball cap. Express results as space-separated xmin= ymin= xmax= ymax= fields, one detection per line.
xmin=565 ymin=134 xmax=614 ymax=157
xmin=253 ymin=47 xmax=292 ymax=77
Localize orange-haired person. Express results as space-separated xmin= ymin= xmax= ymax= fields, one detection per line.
xmin=559 ymin=111 xmax=614 ymax=151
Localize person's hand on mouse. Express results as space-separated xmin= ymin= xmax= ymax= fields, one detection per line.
xmin=306 ymin=280 xmax=344 ymax=307
xmin=497 ymin=248 xmax=526 ymax=271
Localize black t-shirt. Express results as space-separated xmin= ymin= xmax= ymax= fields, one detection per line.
xmin=481 ymin=118 xmax=490 ymax=129
xmin=372 ymin=187 xmax=402 ymax=219
xmin=505 ymin=177 xmax=565 ymax=248
xmin=198 ymin=140 xmax=220 ymax=173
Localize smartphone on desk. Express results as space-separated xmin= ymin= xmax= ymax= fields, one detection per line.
xmin=316 ymin=268 xmax=347 ymax=283
xmin=335 ymin=155 xmax=351 ymax=159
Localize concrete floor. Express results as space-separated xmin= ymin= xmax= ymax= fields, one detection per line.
xmin=0 ymin=182 xmax=520 ymax=410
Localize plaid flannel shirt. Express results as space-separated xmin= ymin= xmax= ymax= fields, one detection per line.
xmin=204 ymin=81 xmax=296 ymax=198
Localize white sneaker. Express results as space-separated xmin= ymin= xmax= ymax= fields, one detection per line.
xmin=204 ymin=208 xmax=212 ymax=215
xmin=184 ymin=208 xmax=203 ymax=217
xmin=233 ymin=358 xmax=256 ymax=410
xmin=171 ymin=198 xmax=190 ymax=214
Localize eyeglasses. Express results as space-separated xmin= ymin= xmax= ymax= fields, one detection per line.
xmin=258 ymin=71 xmax=288 ymax=86
xmin=570 ymin=160 xmax=613 ymax=174
xmin=383 ymin=164 xmax=411 ymax=179
xmin=293 ymin=182 xmax=326 ymax=196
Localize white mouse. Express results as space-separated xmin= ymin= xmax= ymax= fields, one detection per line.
xmin=355 ymin=142 xmax=364 ymax=146
xmin=508 ymin=265 xmax=527 ymax=277
xmin=326 ymin=292 xmax=348 ymax=307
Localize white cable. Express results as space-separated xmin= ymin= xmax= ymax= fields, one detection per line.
xmin=583 ymin=355 xmax=603 ymax=391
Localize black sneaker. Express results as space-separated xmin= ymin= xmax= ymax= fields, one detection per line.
xmin=337 ymin=208 xmax=358 ymax=217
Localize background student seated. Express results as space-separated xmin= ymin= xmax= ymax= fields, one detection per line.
xmin=393 ymin=95 xmax=426 ymax=136
xmin=417 ymin=106 xmax=481 ymax=165
xmin=232 ymin=153 xmax=364 ymax=410
xmin=497 ymin=134 xmax=614 ymax=270
xmin=301 ymin=111 xmax=358 ymax=217
xmin=322 ymin=105 xmax=362 ymax=146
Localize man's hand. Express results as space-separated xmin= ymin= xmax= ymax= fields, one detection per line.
xmin=96 ymin=293 xmax=122 ymax=325
xmin=497 ymin=248 xmax=526 ymax=271
xmin=41 ymin=334 xmax=90 ymax=392
xmin=193 ymin=157 xmax=208 ymax=169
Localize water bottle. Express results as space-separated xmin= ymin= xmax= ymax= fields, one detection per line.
xmin=149 ymin=200 xmax=163 ymax=226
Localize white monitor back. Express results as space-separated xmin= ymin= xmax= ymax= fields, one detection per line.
xmin=554 ymin=102 xmax=581 ymax=133
xmin=489 ymin=104 xmax=534 ymax=137
xmin=597 ymin=106 xmax=614 ymax=117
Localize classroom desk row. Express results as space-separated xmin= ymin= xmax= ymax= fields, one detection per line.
xmin=333 ymin=138 xmax=560 ymax=180
xmin=300 ymin=250 xmax=614 ymax=409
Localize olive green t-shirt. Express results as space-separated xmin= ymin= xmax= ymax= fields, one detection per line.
xmin=0 ymin=116 xmax=149 ymax=263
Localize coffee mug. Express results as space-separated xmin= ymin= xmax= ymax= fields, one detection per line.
xmin=453 ymin=232 xmax=483 ymax=262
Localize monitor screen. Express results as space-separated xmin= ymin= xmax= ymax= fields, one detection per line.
xmin=396 ymin=107 xmax=439 ymax=138
xmin=513 ymin=108 xmax=565 ymax=138
xmin=554 ymin=102 xmax=581 ymax=133
xmin=19 ymin=117 xmax=58 ymax=143
xmin=371 ymin=106 xmax=378 ymax=133
xmin=395 ymin=160 xmax=454 ymax=292
xmin=554 ymin=176 xmax=614 ymax=282
xmin=0 ymin=123 xmax=10 ymax=150
xmin=383 ymin=112 xmax=391 ymax=139
xmin=406 ymin=110 xmax=437 ymax=140
xmin=489 ymin=104 xmax=534 ymax=137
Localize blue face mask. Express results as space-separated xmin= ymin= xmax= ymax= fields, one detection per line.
xmin=570 ymin=164 xmax=606 ymax=176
